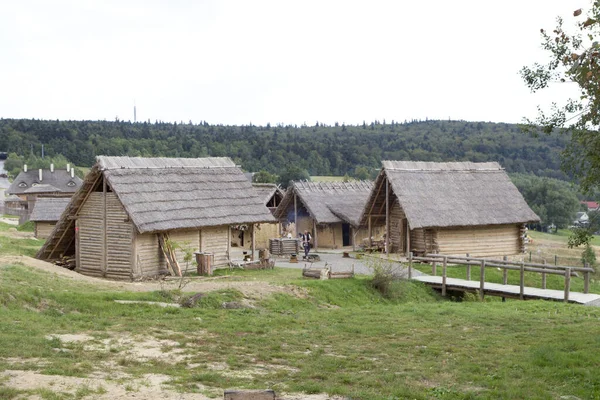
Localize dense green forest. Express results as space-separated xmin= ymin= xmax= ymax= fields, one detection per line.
xmin=0 ymin=118 xmax=569 ymax=180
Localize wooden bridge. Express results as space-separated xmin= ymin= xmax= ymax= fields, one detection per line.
xmin=407 ymin=253 xmax=600 ymax=306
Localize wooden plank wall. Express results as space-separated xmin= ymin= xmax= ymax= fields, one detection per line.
xmin=436 ymin=224 xmax=521 ymax=257
xmin=77 ymin=192 xmax=104 ymax=277
xmin=134 ymin=233 xmax=166 ymax=277
xmin=315 ymin=223 xmax=342 ymax=248
xmin=169 ymin=229 xmax=200 ymax=272
xmin=201 ymin=226 xmax=229 ymax=266
xmin=105 ymin=192 xmax=134 ymax=280
xmin=410 ymin=228 xmax=436 ymax=255
xmin=389 ymin=199 xmax=405 ymax=253
xmin=35 ymin=222 xmax=56 ymax=239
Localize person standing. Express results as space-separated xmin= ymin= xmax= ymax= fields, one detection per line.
xmin=301 ymin=230 xmax=312 ymax=258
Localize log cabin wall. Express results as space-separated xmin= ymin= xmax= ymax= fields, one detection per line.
xmin=104 ymin=192 xmax=134 ymax=280
xmin=389 ymin=199 xmax=405 ymax=253
xmin=133 ymin=232 xmax=166 ymax=278
xmin=436 ymin=224 xmax=521 ymax=257
xmin=409 ymin=228 xmax=436 ymax=255
xmin=35 ymin=222 xmax=56 ymax=239
xmin=77 ymin=191 xmax=134 ymax=279
xmin=200 ymin=225 xmax=229 ymax=266
xmin=168 ymin=229 xmax=201 ymax=271
xmin=315 ymin=223 xmax=342 ymax=248
xmin=76 ymin=191 xmax=105 ymax=277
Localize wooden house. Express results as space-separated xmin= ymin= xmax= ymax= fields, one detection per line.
xmin=7 ymin=165 xmax=82 ymax=214
xmin=360 ymin=161 xmax=540 ymax=257
xmin=232 ymin=183 xmax=283 ymax=249
xmin=274 ymin=181 xmax=375 ymax=249
xmin=29 ymin=197 xmax=71 ymax=239
xmin=36 ymin=157 xmax=275 ymax=280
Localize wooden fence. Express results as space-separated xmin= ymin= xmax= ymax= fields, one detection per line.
xmin=407 ymin=252 xmax=595 ymax=302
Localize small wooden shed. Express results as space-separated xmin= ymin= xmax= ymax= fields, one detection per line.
xmin=29 ymin=197 xmax=71 ymax=239
xmin=36 ymin=156 xmax=275 ymax=280
xmin=274 ymin=181 xmax=375 ymax=249
xmin=232 ymin=183 xmax=283 ymax=249
xmin=361 ymin=161 xmax=540 ymax=257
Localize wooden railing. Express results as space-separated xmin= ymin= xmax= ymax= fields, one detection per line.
xmin=407 ymin=252 xmax=595 ymax=302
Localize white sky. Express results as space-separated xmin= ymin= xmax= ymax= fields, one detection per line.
xmin=0 ymin=0 xmax=584 ymax=126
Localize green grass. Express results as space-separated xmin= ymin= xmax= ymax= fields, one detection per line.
xmin=529 ymin=228 xmax=600 ymax=246
xmin=0 ymin=236 xmax=41 ymax=257
xmin=1 ymin=263 xmax=600 ymax=399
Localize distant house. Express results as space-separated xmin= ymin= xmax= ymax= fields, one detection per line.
xmin=7 ymin=165 xmax=82 ymax=213
xmin=29 ymin=197 xmax=70 ymax=239
xmin=274 ymin=181 xmax=375 ymax=249
xmin=360 ymin=161 xmax=540 ymax=257
xmin=581 ymin=201 xmax=599 ymax=211
xmin=232 ymin=183 xmax=283 ymax=249
xmin=3 ymin=195 xmax=27 ymax=211
xmin=37 ymin=157 xmax=275 ymax=280
xmin=575 ymin=212 xmax=589 ymax=226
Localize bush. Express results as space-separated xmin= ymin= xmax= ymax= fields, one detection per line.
xmin=16 ymin=221 xmax=34 ymax=232
xmin=582 ymin=243 xmax=597 ymax=270
xmin=368 ymin=259 xmax=405 ymax=299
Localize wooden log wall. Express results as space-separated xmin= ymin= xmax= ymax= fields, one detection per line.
xmin=134 ymin=232 xmax=167 ymax=278
xmin=200 ymin=225 xmax=229 ymax=266
xmin=410 ymin=228 xmax=436 ymax=255
xmin=77 ymin=191 xmax=135 ymax=280
xmin=35 ymin=222 xmax=56 ymax=239
xmin=436 ymin=224 xmax=521 ymax=257
xmin=389 ymin=199 xmax=405 ymax=253
xmin=76 ymin=192 xmax=105 ymax=277
xmin=104 ymin=192 xmax=134 ymax=280
xmin=169 ymin=229 xmax=200 ymax=272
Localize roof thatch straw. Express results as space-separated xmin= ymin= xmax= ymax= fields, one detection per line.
xmin=29 ymin=197 xmax=71 ymax=222
xmin=252 ymin=183 xmax=283 ymax=205
xmin=37 ymin=156 xmax=276 ymax=261
xmin=275 ymin=181 xmax=374 ymax=227
xmin=360 ymin=161 xmax=540 ymax=229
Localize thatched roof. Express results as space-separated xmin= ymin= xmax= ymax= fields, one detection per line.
xmin=101 ymin=156 xmax=276 ymax=233
xmin=3 ymin=195 xmax=24 ymax=203
xmin=275 ymin=181 xmax=374 ymax=227
xmin=8 ymin=169 xmax=82 ymax=195
xmin=24 ymin=184 xmax=61 ymax=194
xmin=37 ymin=156 xmax=276 ymax=261
xmin=252 ymin=183 xmax=283 ymax=205
xmin=29 ymin=197 xmax=70 ymax=222
xmin=361 ymin=161 xmax=539 ymax=229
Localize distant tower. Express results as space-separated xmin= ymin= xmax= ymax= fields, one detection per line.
xmin=134 ymin=101 xmax=137 ymax=123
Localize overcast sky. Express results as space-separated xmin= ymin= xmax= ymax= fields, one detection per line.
xmin=0 ymin=0 xmax=584 ymax=126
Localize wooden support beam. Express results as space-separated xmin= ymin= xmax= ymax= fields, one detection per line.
xmin=251 ymin=224 xmax=255 ymax=261
xmin=313 ymin=219 xmax=318 ymax=251
xmin=466 ymin=253 xmax=471 ymax=281
xmin=405 ymin=220 xmax=410 ymax=256
xmin=442 ymin=256 xmax=447 ymax=297
xmin=385 ymin=178 xmax=389 ymax=256
xmin=368 ymin=215 xmax=372 ymax=247
xmin=520 ymin=261 xmax=525 ymax=300
xmin=294 ymin=191 xmax=298 ymax=237
xmin=479 ymin=260 xmax=486 ymax=301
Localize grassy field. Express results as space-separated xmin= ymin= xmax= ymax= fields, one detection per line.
xmin=1 ymin=227 xmax=600 ymax=399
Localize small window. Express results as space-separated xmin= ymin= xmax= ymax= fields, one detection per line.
xmin=18 ymin=182 xmax=27 ymax=188
xmin=67 ymin=181 xmax=76 ymax=187
xmin=31 ymin=183 xmax=38 ymax=187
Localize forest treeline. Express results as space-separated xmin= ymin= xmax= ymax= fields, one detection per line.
xmin=0 ymin=118 xmax=569 ymax=180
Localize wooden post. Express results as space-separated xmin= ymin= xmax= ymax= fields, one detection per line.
xmin=442 ymin=256 xmax=447 ymax=297
xmin=406 ymin=221 xmax=410 ymax=256
xmin=226 ymin=227 xmax=230 ymax=262
xmin=541 ymin=259 xmax=547 ymax=289
xmin=408 ymin=252 xmax=413 ymax=279
xmin=385 ymin=178 xmax=389 ymax=256
xmin=313 ymin=219 xmax=318 ymax=251
xmin=564 ymin=267 xmax=571 ymax=303
xmin=520 ymin=261 xmax=525 ymax=300
xmin=432 ymin=260 xmax=437 ymax=276
xmin=502 ymin=256 xmax=508 ymax=285
xmin=479 ymin=260 xmax=485 ymax=301
xmin=102 ymin=176 xmax=107 ymax=277
xmin=293 ymin=192 xmax=298 ymax=237
xmin=368 ymin=215 xmax=372 ymax=247
xmin=251 ymin=224 xmax=255 ymax=261
xmin=466 ymin=253 xmax=471 ymax=281
xmin=554 ymin=254 xmax=558 ymax=266
xmin=584 ymin=262 xmax=590 ymax=294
